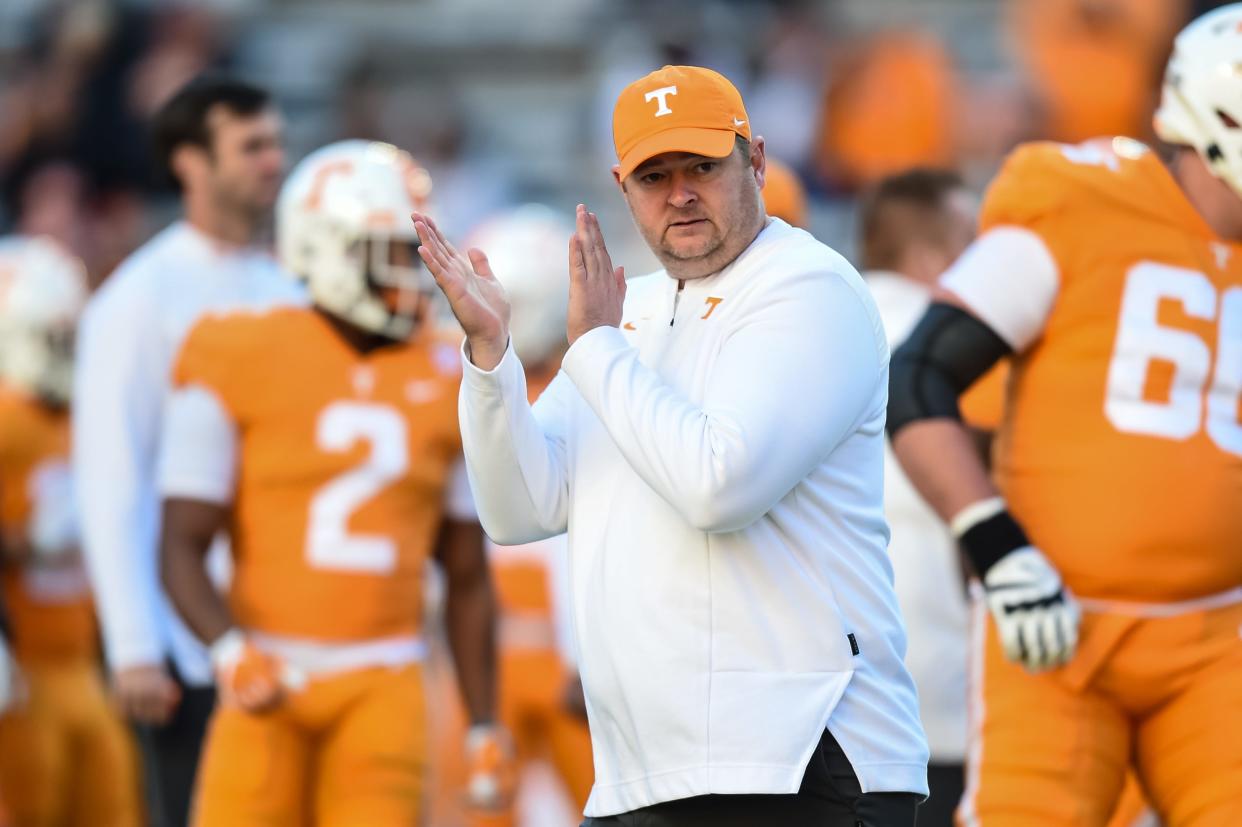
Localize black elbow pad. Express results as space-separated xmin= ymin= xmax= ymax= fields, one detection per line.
xmin=887 ymin=303 xmax=1012 ymax=438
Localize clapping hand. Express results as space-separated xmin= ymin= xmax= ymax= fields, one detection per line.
xmin=568 ymin=204 xmax=626 ymax=344
xmin=412 ymin=211 xmax=511 ymax=371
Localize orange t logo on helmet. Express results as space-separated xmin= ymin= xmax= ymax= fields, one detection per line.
xmin=612 ymin=65 xmax=752 ymax=180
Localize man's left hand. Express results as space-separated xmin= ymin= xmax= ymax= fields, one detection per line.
xmin=568 ymin=204 xmax=626 ymax=345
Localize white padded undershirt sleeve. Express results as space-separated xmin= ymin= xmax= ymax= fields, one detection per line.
xmin=939 ymin=225 xmax=1061 ymax=352
xmin=157 ymin=385 xmax=239 ymax=505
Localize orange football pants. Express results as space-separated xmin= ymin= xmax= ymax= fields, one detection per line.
xmin=192 ymin=663 xmax=427 ymax=827
xmin=1106 ymin=776 xmax=1154 ymax=827
xmin=959 ymin=600 xmax=1242 ymax=826
xmin=500 ymin=648 xmax=594 ymax=811
xmin=0 ymin=659 xmax=142 ymax=827
xmin=429 ymin=647 xmax=593 ymax=827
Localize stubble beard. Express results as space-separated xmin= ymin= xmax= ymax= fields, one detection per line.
xmin=214 ymin=177 xmax=275 ymax=237
xmin=655 ymin=191 xmax=762 ymax=280
xmin=655 ymin=223 xmax=726 ymax=279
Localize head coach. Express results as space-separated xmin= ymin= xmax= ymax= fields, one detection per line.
xmin=414 ymin=66 xmax=928 ymax=826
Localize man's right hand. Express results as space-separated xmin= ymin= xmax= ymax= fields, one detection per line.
xmin=211 ymin=629 xmax=302 ymax=713
xmin=114 ymin=662 xmax=181 ymax=725
xmin=412 ymin=211 xmax=512 ymax=370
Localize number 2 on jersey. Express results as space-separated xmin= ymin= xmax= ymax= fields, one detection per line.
xmin=1105 ymin=262 xmax=1242 ymax=455
xmin=306 ymin=401 xmax=408 ymax=573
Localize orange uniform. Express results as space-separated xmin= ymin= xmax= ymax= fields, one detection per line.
xmin=1005 ymin=0 xmax=1185 ymax=143
xmin=959 ymin=363 xmax=1008 ymax=434
xmin=429 ymin=371 xmax=591 ymax=827
xmin=815 ymin=30 xmax=959 ymax=188
xmin=945 ymin=139 xmax=1242 ymax=826
xmin=0 ymin=389 xmax=141 ymax=827
xmin=170 ymin=306 xmax=466 ymax=827
xmin=976 ymin=140 xmax=1242 ymax=604
xmin=489 ymin=371 xmax=592 ymax=820
xmin=427 ymin=539 xmax=592 ymax=827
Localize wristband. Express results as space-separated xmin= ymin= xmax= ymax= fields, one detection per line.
xmin=209 ymin=628 xmax=246 ymax=669
xmin=951 ymin=498 xmax=1030 ymax=577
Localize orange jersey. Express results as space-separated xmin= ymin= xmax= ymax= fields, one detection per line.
xmin=492 ymin=555 xmax=553 ymax=618
xmin=815 ymin=31 xmax=958 ymax=187
xmin=966 ymin=139 xmax=1242 ymax=603
xmin=172 ymin=307 xmax=464 ymax=641
xmin=1005 ymin=0 xmax=1182 ymax=143
xmin=0 ymin=389 xmax=95 ymax=662
xmin=960 ymin=361 xmax=1009 ymax=433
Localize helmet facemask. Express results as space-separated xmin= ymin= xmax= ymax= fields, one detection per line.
xmin=2 ymin=321 xmax=75 ymax=407
xmin=0 ymin=236 xmax=85 ymax=408
xmin=276 ymin=140 xmax=438 ymax=342
xmin=354 ymin=234 xmax=435 ymax=341
xmin=1154 ymin=6 xmax=1242 ymax=200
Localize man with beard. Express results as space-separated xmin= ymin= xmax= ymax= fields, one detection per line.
xmin=415 ymin=65 xmax=928 ymax=827
xmin=73 ymin=75 xmax=303 ymax=827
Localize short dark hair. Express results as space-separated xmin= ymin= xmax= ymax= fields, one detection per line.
xmin=858 ymin=168 xmax=965 ymax=271
xmin=152 ymin=74 xmax=271 ymax=189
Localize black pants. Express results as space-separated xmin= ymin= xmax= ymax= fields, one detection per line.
xmin=918 ymin=763 xmax=964 ymax=827
xmin=581 ymin=729 xmax=922 ymax=827
xmin=132 ymin=662 xmax=216 ymax=827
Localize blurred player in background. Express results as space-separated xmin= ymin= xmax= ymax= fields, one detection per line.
xmin=865 ymin=171 xmax=1158 ymax=827
xmin=760 ymin=158 xmax=808 ymax=228
xmin=159 ymin=140 xmax=502 ymax=827
xmin=0 ymin=237 xmax=141 ymax=827
xmin=434 ymin=205 xmax=595 ymax=827
xmin=888 ymin=6 xmax=1242 ymax=825
xmin=73 ymin=74 xmax=302 ymax=827
xmin=857 ymin=169 xmax=980 ymax=827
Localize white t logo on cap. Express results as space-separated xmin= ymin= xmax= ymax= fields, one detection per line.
xmin=644 ymin=85 xmax=678 ymax=117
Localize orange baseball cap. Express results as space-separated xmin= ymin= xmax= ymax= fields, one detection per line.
xmin=613 ymin=65 xmax=752 ymax=180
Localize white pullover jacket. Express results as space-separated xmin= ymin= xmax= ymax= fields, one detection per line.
xmin=460 ymin=219 xmax=928 ymax=816
xmin=74 ymin=222 xmax=305 ymax=684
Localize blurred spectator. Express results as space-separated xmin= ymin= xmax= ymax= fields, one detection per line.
xmin=127 ymin=5 xmax=226 ymax=122
xmin=0 ymin=1 xmax=232 ymax=264
xmin=12 ymin=163 xmax=88 ymax=257
xmin=814 ymin=30 xmax=961 ymax=190
xmin=12 ymin=161 xmax=146 ymax=289
xmin=1005 ymin=0 xmax=1188 ymax=143
xmin=744 ymin=5 xmax=829 ymax=169
xmin=0 ymin=235 xmax=143 ymax=827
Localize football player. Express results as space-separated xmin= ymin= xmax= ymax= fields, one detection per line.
xmin=888 ymin=6 xmax=1242 ymax=826
xmin=158 ymin=140 xmax=503 ymax=826
xmin=430 ymin=206 xmax=595 ymax=827
xmin=0 ymin=237 xmax=142 ymax=827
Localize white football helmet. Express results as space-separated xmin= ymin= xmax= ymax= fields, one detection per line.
xmin=1155 ymin=4 xmax=1242 ymax=198
xmin=277 ymin=140 xmax=434 ymax=340
xmin=0 ymin=236 xmax=88 ymax=406
xmin=466 ymin=205 xmax=572 ymax=366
